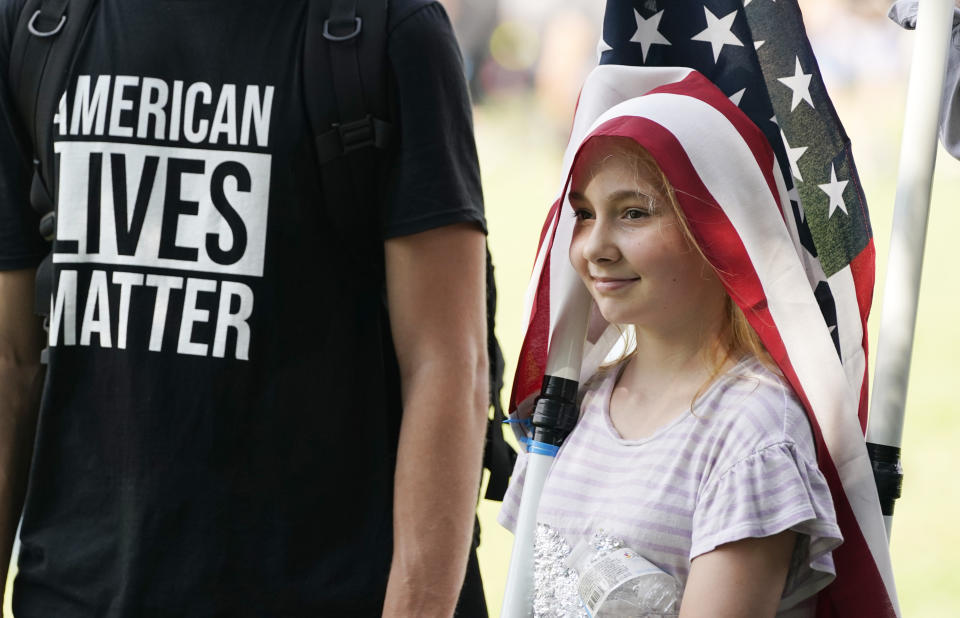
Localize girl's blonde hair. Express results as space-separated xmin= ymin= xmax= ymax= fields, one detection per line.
xmin=582 ymin=136 xmax=777 ymax=382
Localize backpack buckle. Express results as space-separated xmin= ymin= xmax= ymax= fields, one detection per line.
xmin=323 ymin=17 xmax=362 ymax=42
xmin=316 ymin=115 xmax=392 ymax=163
xmin=27 ymin=10 xmax=66 ymax=38
xmin=335 ymin=115 xmax=375 ymax=153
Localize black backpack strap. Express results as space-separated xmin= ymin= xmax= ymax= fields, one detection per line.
xmin=303 ymin=0 xmax=515 ymax=499
xmin=483 ymin=248 xmax=515 ymax=501
xmin=312 ymin=0 xmax=392 ymax=164
xmin=10 ymin=0 xmax=68 ymax=146
xmin=11 ymin=0 xmax=98 ymax=213
xmin=9 ymin=0 xmax=99 ymax=326
xmin=303 ymin=0 xmax=391 ymax=280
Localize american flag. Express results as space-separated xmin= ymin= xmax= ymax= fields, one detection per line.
xmin=508 ymin=1 xmax=897 ymax=615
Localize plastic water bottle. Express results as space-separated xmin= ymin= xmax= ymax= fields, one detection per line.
xmin=569 ymin=540 xmax=680 ymax=617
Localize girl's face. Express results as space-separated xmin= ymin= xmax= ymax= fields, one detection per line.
xmin=568 ymin=150 xmax=727 ymax=334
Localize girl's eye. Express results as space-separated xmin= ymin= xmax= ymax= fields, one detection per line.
xmin=572 ymin=209 xmax=594 ymax=221
xmin=624 ymin=208 xmax=649 ymax=220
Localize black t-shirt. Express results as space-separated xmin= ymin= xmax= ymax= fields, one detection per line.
xmin=0 ymin=1 xmax=484 ymax=616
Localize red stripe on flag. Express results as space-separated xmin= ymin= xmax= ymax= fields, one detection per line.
xmin=849 ymin=241 xmax=875 ymax=431
xmin=536 ymin=199 xmax=559 ymax=260
xmin=648 ymin=73 xmax=785 ymax=221
xmin=510 ymin=199 xmax=562 ymax=412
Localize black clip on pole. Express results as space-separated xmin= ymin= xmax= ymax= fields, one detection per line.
xmin=866 ymin=442 xmax=904 ymax=517
xmin=531 ymin=375 xmax=580 ymax=448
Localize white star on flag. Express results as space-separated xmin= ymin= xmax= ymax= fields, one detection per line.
xmin=629 ymin=9 xmax=671 ymax=62
xmin=780 ymin=130 xmax=808 ymax=181
xmin=691 ymin=7 xmax=743 ymax=63
xmin=729 ymin=88 xmax=746 ymax=106
xmin=777 ymin=57 xmax=814 ymax=111
xmin=819 ymin=164 xmax=849 ymax=217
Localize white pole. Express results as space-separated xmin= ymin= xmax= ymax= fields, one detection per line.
xmin=868 ymin=0 xmax=955 ymax=540
xmin=500 ymin=451 xmax=553 ymax=618
xmin=501 ymin=285 xmax=592 ymax=617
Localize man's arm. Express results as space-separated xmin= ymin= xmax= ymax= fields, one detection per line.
xmin=0 ymin=269 xmax=45 ymax=603
xmin=679 ymin=530 xmax=796 ymax=617
xmin=381 ymin=223 xmax=488 ymax=617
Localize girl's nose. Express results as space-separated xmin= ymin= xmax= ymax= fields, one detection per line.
xmin=581 ymin=220 xmax=619 ymax=265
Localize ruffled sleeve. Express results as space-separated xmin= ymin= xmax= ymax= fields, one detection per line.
xmin=691 ymin=441 xmax=843 ymax=610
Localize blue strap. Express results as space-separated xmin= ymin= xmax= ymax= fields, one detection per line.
xmin=525 ymin=440 xmax=560 ymax=457
xmin=503 ymin=417 xmax=532 ymax=428
xmin=504 ymin=418 xmax=558 ymax=455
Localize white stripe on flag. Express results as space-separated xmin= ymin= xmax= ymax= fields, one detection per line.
xmin=829 ymin=265 xmax=867 ymax=410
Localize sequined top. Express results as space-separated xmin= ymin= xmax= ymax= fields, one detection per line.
xmin=500 ymin=357 xmax=842 ymax=616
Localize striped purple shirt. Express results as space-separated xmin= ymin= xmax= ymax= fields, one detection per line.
xmin=499 ymin=356 xmax=842 ymax=615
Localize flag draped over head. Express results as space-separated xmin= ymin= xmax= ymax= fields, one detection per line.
xmin=598 ymin=0 xmax=875 ymax=430
xmin=509 ymin=1 xmax=896 ymax=616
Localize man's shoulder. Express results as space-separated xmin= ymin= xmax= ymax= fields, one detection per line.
xmin=387 ymin=0 xmax=450 ymax=37
xmin=384 ymin=0 xmax=460 ymax=78
xmin=388 ymin=0 xmax=437 ymax=25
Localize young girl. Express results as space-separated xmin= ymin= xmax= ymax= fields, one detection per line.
xmin=499 ymin=70 xmax=853 ymax=617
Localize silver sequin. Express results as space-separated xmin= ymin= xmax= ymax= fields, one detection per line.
xmin=532 ymin=526 xmax=634 ymax=617
xmin=532 ymin=526 xmax=683 ymax=617
xmin=589 ymin=528 xmax=625 ymax=553
xmin=532 ymin=523 xmax=588 ymax=618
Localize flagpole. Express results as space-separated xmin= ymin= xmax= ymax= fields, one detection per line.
xmin=867 ymin=0 xmax=955 ymax=539
xmin=501 ymin=285 xmax=592 ymax=618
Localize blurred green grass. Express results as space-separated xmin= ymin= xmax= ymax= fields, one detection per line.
xmin=476 ymin=86 xmax=960 ymax=616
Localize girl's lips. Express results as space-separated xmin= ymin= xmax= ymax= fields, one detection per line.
xmin=591 ymin=277 xmax=640 ymax=292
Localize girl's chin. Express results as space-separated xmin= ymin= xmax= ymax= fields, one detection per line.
xmin=594 ymin=306 xmax=643 ymax=327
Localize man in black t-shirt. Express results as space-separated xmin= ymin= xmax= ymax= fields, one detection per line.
xmin=0 ymin=1 xmax=489 ymax=616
